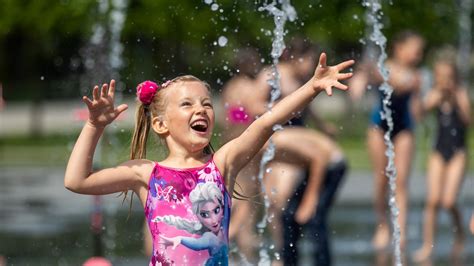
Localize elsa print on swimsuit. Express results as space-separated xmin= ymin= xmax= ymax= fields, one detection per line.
xmin=154 ymin=182 xmax=228 ymax=266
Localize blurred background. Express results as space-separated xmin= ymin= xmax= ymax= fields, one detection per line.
xmin=0 ymin=0 xmax=473 ymax=265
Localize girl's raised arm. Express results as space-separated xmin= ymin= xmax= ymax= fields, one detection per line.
xmin=64 ymin=80 xmax=144 ymax=195
xmin=216 ymin=53 xmax=354 ymax=187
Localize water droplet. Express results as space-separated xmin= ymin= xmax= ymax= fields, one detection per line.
xmin=211 ymin=3 xmax=219 ymax=11
xmin=218 ymin=36 xmax=228 ymax=47
xmin=40 ymin=76 xmax=45 ymax=80
xmin=204 ymin=0 xmax=212 ymax=4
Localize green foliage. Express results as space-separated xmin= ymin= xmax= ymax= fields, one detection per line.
xmin=0 ymin=0 xmax=466 ymax=100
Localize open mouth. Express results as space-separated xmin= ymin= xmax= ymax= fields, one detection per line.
xmin=190 ymin=119 xmax=208 ymax=133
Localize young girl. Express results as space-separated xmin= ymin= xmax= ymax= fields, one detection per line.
xmin=64 ymin=53 xmax=354 ymax=265
xmin=269 ymin=128 xmax=347 ymax=266
xmin=349 ymin=30 xmax=425 ymax=251
xmin=413 ymin=56 xmax=470 ymax=262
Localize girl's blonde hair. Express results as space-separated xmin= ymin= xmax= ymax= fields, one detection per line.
xmin=130 ymin=75 xmax=213 ymax=160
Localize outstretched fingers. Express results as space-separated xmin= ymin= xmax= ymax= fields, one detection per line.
xmin=336 ymin=59 xmax=355 ymax=71
xmin=324 ymin=87 xmax=333 ymax=96
xmin=108 ymin=79 xmax=116 ymax=99
xmin=92 ymin=85 xmax=100 ymax=101
xmin=324 ymin=81 xmax=349 ymax=97
xmin=115 ymin=103 xmax=128 ymax=116
xmin=100 ymin=83 xmax=108 ymax=98
xmin=318 ymin=52 xmax=327 ymax=68
xmin=337 ymin=72 xmax=353 ymax=80
xmin=82 ymin=96 xmax=94 ymax=109
xmin=334 ymin=81 xmax=348 ymax=90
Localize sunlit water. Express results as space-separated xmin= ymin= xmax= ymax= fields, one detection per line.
xmin=363 ymin=0 xmax=401 ymax=264
xmin=256 ymin=1 xmax=296 ymax=265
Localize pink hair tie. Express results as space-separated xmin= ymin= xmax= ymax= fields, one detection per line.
xmin=136 ymin=80 xmax=159 ymax=105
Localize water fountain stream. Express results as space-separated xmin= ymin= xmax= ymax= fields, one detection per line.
xmin=363 ymin=0 xmax=401 ymax=265
xmin=256 ymin=1 xmax=296 ymax=265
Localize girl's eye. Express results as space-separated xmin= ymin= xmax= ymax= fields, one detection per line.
xmin=200 ymin=212 xmax=209 ymax=218
xmin=214 ymin=206 xmax=221 ymax=214
xmin=204 ymin=102 xmax=213 ymax=108
xmin=180 ymin=102 xmax=191 ymax=107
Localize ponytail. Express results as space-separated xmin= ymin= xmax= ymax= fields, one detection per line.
xmin=123 ymin=102 xmax=152 ymax=216
xmin=130 ymin=103 xmax=152 ymax=160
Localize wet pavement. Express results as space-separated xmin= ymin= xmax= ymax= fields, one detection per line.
xmin=1 ymin=166 xmax=473 ymax=265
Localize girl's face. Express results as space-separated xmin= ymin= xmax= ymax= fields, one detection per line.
xmin=434 ymin=62 xmax=456 ymax=91
xmin=394 ymin=37 xmax=424 ymax=66
xmin=163 ymin=81 xmax=215 ymax=152
xmin=197 ymin=199 xmax=223 ymax=234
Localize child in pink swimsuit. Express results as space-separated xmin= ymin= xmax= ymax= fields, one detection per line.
xmin=64 ymin=53 xmax=354 ymax=265
xmin=146 ymin=158 xmax=230 ymax=265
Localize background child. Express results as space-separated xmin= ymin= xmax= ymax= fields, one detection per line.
xmin=413 ymin=52 xmax=471 ymax=262
xmin=269 ymin=128 xmax=347 ymax=266
xmin=64 ymin=53 xmax=354 ymax=265
xmin=222 ymin=44 xmax=349 ymax=265
xmin=257 ymin=38 xmax=341 ymax=261
xmin=349 ymin=30 xmax=425 ymax=251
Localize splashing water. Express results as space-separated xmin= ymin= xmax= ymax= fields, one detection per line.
xmin=363 ymin=0 xmax=401 ymax=265
xmin=109 ymin=0 xmax=128 ymax=77
xmin=256 ymin=1 xmax=296 ymax=265
xmin=258 ymin=1 xmax=296 ymax=105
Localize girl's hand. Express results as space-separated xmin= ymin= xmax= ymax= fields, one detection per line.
xmin=295 ymin=194 xmax=318 ymax=224
xmin=159 ymin=235 xmax=182 ymax=249
xmin=312 ymin=53 xmax=355 ymax=96
xmin=82 ymin=80 xmax=128 ymax=128
xmin=431 ymin=89 xmax=444 ymax=106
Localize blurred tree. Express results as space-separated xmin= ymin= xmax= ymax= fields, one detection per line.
xmin=0 ymin=0 xmax=461 ymax=101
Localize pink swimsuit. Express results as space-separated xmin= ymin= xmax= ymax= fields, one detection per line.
xmin=144 ymin=157 xmax=231 ymax=266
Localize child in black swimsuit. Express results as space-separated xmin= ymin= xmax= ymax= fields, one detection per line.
xmin=413 ymin=50 xmax=471 ymax=262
